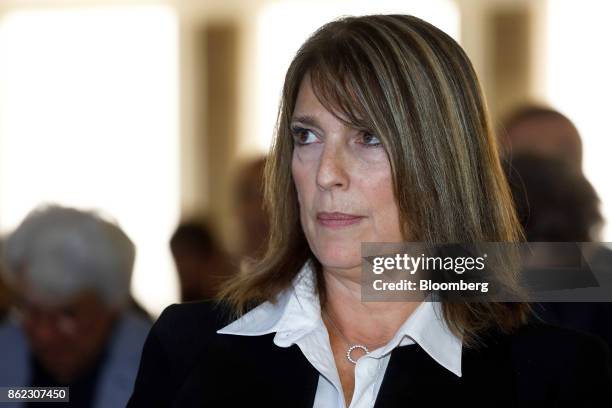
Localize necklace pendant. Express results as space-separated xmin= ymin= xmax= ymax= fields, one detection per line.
xmin=346 ymin=344 xmax=369 ymax=364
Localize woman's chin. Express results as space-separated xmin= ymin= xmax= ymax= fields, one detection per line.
xmin=313 ymin=245 xmax=362 ymax=271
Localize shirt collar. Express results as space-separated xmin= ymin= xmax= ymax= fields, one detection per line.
xmin=217 ymin=260 xmax=463 ymax=377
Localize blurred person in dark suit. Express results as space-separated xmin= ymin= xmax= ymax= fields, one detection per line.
xmin=234 ymin=157 xmax=270 ymax=259
xmin=170 ymin=220 xmax=233 ymax=302
xmin=0 ymin=279 xmax=10 ymax=322
xmin=507 ymin=154 xmax=601 ymax=242
xmin=500 ymin=106 xmax=583 ymax=170
xmin=0 ymin=239 xmax=12 ymax=322
xmin=0 ymin=261 xmax=11 ymax=322
xmin=501 ymin=105 xmax=612 ymax=350
xmin=505 ymin=153 xmax=612 ymax=350
xmin=0 ymin=205 xmax=151 ymax=408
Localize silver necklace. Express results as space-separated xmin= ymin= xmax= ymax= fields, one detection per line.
xmin=322 ymin=309 xmax=387 ymax=365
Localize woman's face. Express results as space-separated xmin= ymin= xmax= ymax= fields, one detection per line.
xmin=291 ymin=74 xmax=403 ymax=272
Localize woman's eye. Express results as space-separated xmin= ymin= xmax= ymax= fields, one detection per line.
xmin=291 ymin=126 xmax=319 ymax=145
xmin=361 ymin=132 xmax=382 ymax=147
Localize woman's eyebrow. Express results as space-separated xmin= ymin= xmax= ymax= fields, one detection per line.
xmin=290 ymin=115 xmax=321 ymax=128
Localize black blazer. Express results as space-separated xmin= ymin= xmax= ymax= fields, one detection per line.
xmin=127 ymin=301 xmax=612 ymax=407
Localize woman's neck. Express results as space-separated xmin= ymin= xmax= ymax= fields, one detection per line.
xmin=321 ymin=266 xmax=420 ymax=347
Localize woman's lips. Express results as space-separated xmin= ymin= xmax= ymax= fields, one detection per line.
xmin=316 ymin=212 xmax=364 ymax=227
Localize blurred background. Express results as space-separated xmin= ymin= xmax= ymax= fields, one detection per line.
xmin=0 ymin=0 xmax=610 ymax=318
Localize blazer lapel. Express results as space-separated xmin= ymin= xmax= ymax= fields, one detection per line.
xmin=176 ymin=332 xmax=320 ymax=407
xmin=375 ymin=340 xmax=517 ymax=407
xmin=374 ymin=344 xmax=463 ymax=407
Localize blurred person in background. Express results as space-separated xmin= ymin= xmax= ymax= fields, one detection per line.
xmin=170 ymin=220 xmax=234 ymax=302
xmin=505 ymin=154 xmax=612 ymax=350
xmin=507 ymin=154 xmax=602 ymax=242
xmin=234 ymin=157 xmax=270 ymax=259
xmin=0 ymin=239 xmax=12 ymax=321
xmin=0 ymin=278 xmax=10 ymax=322
xmin=0 ymin=205 xmax=151 ymax=408
xmin=0 ymin=242 xmax=11 ymax=322
xmin=500 ymin=105 xmax=583 ymax=170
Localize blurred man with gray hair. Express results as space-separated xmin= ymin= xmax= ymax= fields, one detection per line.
xmin=0 ymin=205 xmax=151 ymax=408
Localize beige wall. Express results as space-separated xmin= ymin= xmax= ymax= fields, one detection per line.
xmin=176 ymin=0 xmax=548 ymax=251
xmin=0 ymin=0 xmax=546 ymax=251
xmin=456 ymin=0 xmax=548 ymax=123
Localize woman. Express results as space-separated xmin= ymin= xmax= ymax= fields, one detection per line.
xmin=128 ymin=15 xmax=612 ymax=407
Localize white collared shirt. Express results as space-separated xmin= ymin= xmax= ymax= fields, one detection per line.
xmin=217 ymin=260 xmax=463 ymax=408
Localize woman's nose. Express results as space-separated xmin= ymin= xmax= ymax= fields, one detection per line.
xmin=316 ymin=143 xmax=349 ymax=191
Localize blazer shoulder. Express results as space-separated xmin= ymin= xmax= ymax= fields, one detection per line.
xmin=463 ymin=323 xmax=612 ymax=404
xmin=127 ymin=300 xmax=236 ymax=407
xmin=477 ymin=321 xmax=610 ymax=353
xmin=509 ymin=323 xmax=612 ymax=401
xmin=508 ymin=322 xmax=611 ymax=359
xmin=152 ymin=300 xmax=235 ymax=364
xmin=154 ymin=300 xmax=233 ymax=336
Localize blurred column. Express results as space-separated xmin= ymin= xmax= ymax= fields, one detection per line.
xmin=488 ymin=6 xmax=532 ymax=121
xmin=204 ymin=23 xmax=240 ymax=250
xmin=456 ymin=0 xmax=543 ymax=124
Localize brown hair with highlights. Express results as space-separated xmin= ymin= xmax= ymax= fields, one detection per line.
xmin=218 ymin=14 xmax=529 ymax=346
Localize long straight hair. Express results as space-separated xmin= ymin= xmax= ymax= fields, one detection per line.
xmin=218 ymin=14 xmax=528 ymax=346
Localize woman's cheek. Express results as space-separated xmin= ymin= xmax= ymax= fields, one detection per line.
xmin=351 ymin=142 xmax=389 ymax=165
xmin=292 ymin=162 xmax=314 ymax=213
xmin=293 ymin=143 xmax=324 ymax=164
